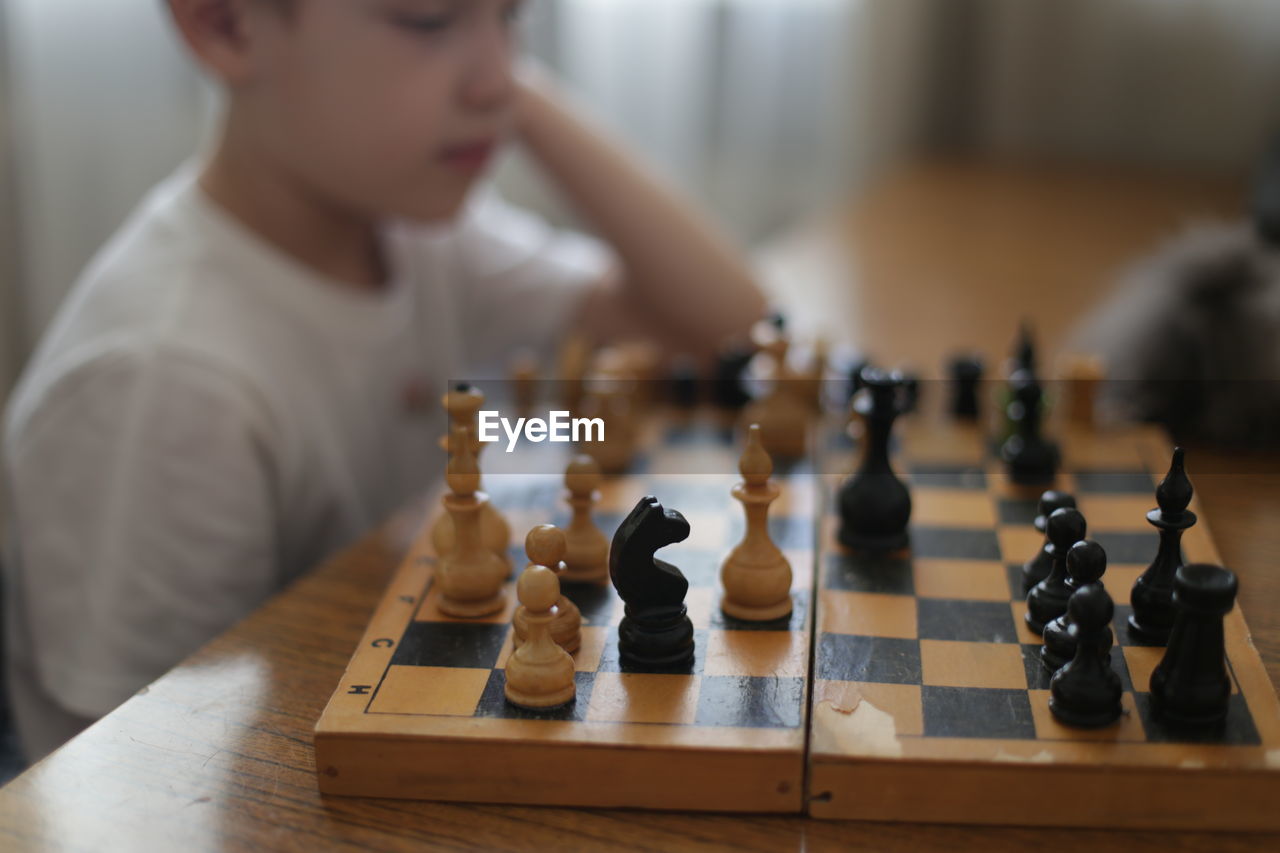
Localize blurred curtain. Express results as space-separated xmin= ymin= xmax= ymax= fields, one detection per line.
xmin=1 ymin=0 xmax=207 ymax=372
xmin=951 ymin=0 xmax=1280 ymax=169
xmin=505 ymin=0 xmax=905 ymax=244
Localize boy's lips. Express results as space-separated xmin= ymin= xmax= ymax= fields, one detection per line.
xmin=439 ymin=139 xmax=496 ymax=173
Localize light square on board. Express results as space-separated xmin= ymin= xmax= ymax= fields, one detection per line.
xmin=913 ymin=558 xmax=1010 ymax=602
xmin=416 ymin=580 xmax=518 ymax=625
xmin=1076 ymin=494 xmax=1158 ymax=532
xmin=813 ymin=680 xmax=924 ymax=738
xmin=368 ymin=665 xmax=491 ymax=717
xmin=704 ymin=630 xmax=808 ymax=678
xmin=920 ymin=639 xmax=1027 ymax=690
xmin=1099 ymin=566 xmax=1143 ymax=608
xmin=997 ymin=526 xmax=1043 ymax=567
xmin=821 ymin=590 xmax=918 ymax=639
xmin=585 ymin=671 xmax=700 ymax=725
xmin=911 ymin=488 xmax=997 ymax=527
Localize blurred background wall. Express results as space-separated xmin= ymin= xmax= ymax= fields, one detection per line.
xmin=3 ymin=0 xmax=1280 ymax=402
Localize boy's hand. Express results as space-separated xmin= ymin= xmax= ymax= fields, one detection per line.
xmin=504 ymin=62 xmax=768 ymax=357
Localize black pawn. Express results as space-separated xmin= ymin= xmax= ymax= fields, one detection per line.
xmin=948 ymin=355 xmax=983 ymax=419
xmin=713 ymin=344 xmax=754 ymax=410
xmin=837 ymin=368 xmax=912 ymax=552
xmin=1129 ymin=447 xmax=1197 ymax=643
xmin=1012 ymin=320 xmax=1037 ymax=377
xmin=1042 ymin=540 xmax=1108 ymax=671
xmin=1021 ymin=490 xmax=1078 ymax=593
xmin=669 ymin=357 xmax=700 ymax=409
xmin=900 ymin=371 xmax=921 ymax=415
xmin=845 ymin=358 xmax=872 ymax=403
xmin=1026 ymin=507 xmax=1087 ymax=634
xmin=1001 ymin=370 xmax=1059 ymax=486
xmin=1049 ymin=584 xmax=1123 ymax=728
xmin=1149 ymin=563 xmax=1238 ymax=727
xmin=608 ymin=496 xmax=695 ymax=669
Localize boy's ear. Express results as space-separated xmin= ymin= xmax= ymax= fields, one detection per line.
xmin=165 ymin=0 xmax=267 ymax=85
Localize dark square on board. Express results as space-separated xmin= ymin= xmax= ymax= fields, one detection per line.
xmin=918 ymin=598 xmax=1019 ymax=644
xmin=911 ymin=527 xmax=1002 ymax=561
xmin=825 ymin=552 xmax=915 ymax=596
xmin=390 ymin=621 xmax=510 ymax=670
xmin=922 ymin=685 xmax=1037 ymax=740
xmin=693 ymin=675 xmax=805 ymax=729
xmin=817 ymin=634 xmax=921 ymax=685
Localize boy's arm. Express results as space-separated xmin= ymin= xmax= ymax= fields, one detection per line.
xmin=514 ymin=76 xmax=769 ymax=359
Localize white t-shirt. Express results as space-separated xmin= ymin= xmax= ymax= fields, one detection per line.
xmin=2 ymin=163 xmax=609 ymax=759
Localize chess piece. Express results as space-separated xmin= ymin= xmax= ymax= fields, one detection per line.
xmin=1129 ymin=447 xmax=1197 ymax=643
xmin=900 ymin=370 xmax=921 ymax=415
xmin=504 ymin=558 xmax=577 ymax=710
xmin=1049 ymin=583 xmax=1123 ymax=728
xmin=513 ymin=525 xmax=582 ymax=654
xmin=1011 ymin=320 xmax=1037 ymax=377
xmin=1062 ymin=353 xmax=1105 ymax=426
xmin=578 ymin=383 xmax=637 ymax=475
xmin=742 ymin=322 xmax=809 ymax=460
xmin=609 ymin=496 xmax=695 ymax=668
xmin=436 ymin=426 xmax=510 ymax=618
xmin=1000 ymin=370 xmax=1060 ymax=487
xmin=1021 ymin=490 xmax=1078 ymax=593
xmin=1026 ymin=507 xmax=1087 ymax=634
xmin=557 ymin=334 xmax=592 ymax=415
xmin=561 ymin=455 xmax=610 ymax=584
xmin=845 ymin=358 xmax=872 ymax=404
xmin=799 ymin=338 xmax=829 ymax=414
xmin=712 ymin=342 xmax=754 ymax=410
xmin=1149 ymin=563 xmax=1237 ymax=727
xmin=948 ymin=354 xmax=983 ymax=419
xmin=720 ymin=424 xmax=793 ymax=621
xmin=837 ymin=368 xmax=912 ymax=552
xmin=669 ymin=356 xmax=701 ymax=409
xmin=432 ymin=384 xmax=512 ymax=566
xmin=510 ymin=351 xmax=539 ymax=418
xmin=1041 ymin=540 xmax=1108 ymax=671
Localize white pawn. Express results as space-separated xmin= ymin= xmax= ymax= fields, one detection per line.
xmin=432 ymin=385 xmax=512 ymax=567
xmin=561 ymin=455 xmax=610 ymax=584
xmin=513 ymin=525 xmax=582 ymax=653
xmin=436 ymin=426 xmax=510 ymax=618
xmin=505 ymin=542 xmax=577 ymax=710
xmin=721 ymin=424 xmax=793 ymax=620
xmin=742 ymin=323 xmax=808 ymax=460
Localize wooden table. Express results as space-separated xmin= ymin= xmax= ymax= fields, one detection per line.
xmin=2 ymin=161 xmax=1278 ymax=851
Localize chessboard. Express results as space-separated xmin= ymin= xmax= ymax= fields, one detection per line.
xmin=314 ymin=401 xmax=1280 ymax=825
xmin=313 ymin=413 xmax=817 ymax=812
xmin=809 ymin=416 xmax=1280 ymax=830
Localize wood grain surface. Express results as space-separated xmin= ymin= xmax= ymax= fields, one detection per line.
xmin=1 ymin=161 xmax=1278 ymax=851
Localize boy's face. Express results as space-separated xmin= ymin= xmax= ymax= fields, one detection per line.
xmin=242 ymin=0 xmax=523 ymax=222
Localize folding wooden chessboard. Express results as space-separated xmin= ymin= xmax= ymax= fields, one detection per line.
xmin=810 ymin=418 xmax=1280 ymax=830
xmin=314 ymin=415 xmax=817 ymax=812
xmin=314 ymin=410 xmax=1280 ymax=828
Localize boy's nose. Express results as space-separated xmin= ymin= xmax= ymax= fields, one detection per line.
xmin=461 ymin=32 xmax=516 ymax=112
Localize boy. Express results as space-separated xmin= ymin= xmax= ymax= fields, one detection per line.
xmin=2 ymin=0 xmax=765 ymax=761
